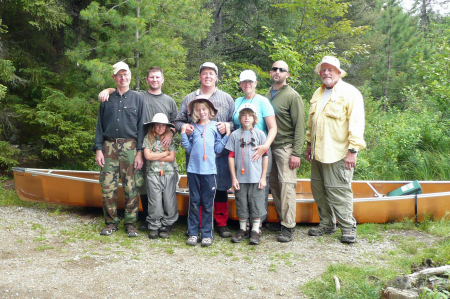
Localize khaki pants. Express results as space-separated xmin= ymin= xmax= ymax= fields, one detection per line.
xmin=269 ymin=144 xmax=297 ymax=228
xmin=311 ymin=158 xmax=356 ymax=230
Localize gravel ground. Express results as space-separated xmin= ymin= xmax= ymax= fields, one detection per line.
xmin=0 ymin=206 xmax=433 ymax=299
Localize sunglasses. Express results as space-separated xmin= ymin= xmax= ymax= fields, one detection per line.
xmin=271 ymin=67 xmax=288 ymax=73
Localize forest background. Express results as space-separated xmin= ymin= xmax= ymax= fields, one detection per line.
xmin=1 ymin=0 xmax=449 ymax=181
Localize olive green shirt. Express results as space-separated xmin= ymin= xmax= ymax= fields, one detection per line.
xmin=266 ymin=85 xmax=305 ymax=157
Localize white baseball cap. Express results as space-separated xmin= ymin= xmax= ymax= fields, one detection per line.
xmin=315 ymin=56 xmax=347 ymax=78
xmin=199 ymin=62 xmax=218 ymax=75
xmin=238 ymin=103 xmax=257 ymax=114
xmin=239 ymin=70 xmax=257 ymax=82
xmin=113 ymin=61 xmax=131 ymax=75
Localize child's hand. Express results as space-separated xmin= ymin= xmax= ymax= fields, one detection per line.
xmin=232 ymin=178 xmax=240 ymax=190
xmin=181 ymin=124 xmax=189 ymax=134
xmin=258 ymin=177 xmax=266 ymax=189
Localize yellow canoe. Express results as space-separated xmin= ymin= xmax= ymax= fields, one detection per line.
xmin=12 ymin=167 xmax=450 ymax=223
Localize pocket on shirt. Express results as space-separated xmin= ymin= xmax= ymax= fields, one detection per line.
xmin=125 ymin=107 xmax=138 ymax=123
xmin=325 ymin=102 xmax=345 ymax=119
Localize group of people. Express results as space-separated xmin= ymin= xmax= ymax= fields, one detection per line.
xmin=92 ymin=56 xmax=366 ymax=247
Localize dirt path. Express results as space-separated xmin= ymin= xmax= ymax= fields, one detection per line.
xmin=0 ymin=205 xmax=432 ymax=298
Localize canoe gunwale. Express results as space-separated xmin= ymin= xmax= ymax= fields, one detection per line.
xmin=13 ymin=167 xmax=450 ymax=203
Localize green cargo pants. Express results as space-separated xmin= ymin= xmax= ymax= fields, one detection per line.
xmin=310 ymin=158 xmax=356 ymax=231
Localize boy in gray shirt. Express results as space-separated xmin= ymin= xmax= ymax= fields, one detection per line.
xmin=225 ymin=104 xmax=268 ymax=245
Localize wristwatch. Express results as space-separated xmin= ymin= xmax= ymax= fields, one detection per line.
xmin=349 ymin=148 xmax=357 ymax=154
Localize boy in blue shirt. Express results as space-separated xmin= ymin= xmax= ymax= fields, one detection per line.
xmin=226 ymin=104 xmax=268 ymax=245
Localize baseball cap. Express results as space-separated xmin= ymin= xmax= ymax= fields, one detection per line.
xmin=113 ymin=61 xmax=130 ymax=75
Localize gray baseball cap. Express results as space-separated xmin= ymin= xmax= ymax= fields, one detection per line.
xmin=199 ymin=62 xmax=218 ymax=75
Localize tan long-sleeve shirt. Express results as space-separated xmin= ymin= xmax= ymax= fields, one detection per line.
xmin=306 ymin=79 xmax=366 ymax=164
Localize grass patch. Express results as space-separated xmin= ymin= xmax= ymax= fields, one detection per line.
xmin=302 ymin=217 xmax=450 ymax=299
xmin=36 ymin=245 xmax=55 ymax=251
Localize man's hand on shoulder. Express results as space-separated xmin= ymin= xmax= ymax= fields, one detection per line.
xmin=98 ymin=88 xmax=115 ymax=102
xmin=289 ymin=155 xmax=301 ymax=170
xmin=160 ymin=130 xmax=173 ymax=148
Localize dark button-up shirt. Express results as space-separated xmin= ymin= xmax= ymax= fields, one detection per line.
xmin=93 ymin=89 xmax=146 ymax=152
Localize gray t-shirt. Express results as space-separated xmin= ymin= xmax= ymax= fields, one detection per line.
xmin=225 ymin=128 xmax=267 ymax=183
xmin=137 ymin=91 xmax=178 ymax=124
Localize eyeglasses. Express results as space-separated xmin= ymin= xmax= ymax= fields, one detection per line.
xmin=271 ymin=67 xmax=288 ymax=73
xmin=241 ymin=80 xmax=254 ymax=85
xmin=115 ymin=73 xmax=129 ymax=78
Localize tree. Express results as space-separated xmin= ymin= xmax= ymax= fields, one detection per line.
xmin=67 ymin=0 xmax=212 ymax=95
xmin=370 ymin=0 xmax=426 ymax=109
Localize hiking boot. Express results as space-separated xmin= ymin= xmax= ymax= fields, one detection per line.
xmin=100 ymin=223 xmax=118 ymax=236
xmin=265 ymin=222 xmax=282 ymax=232
xmin=201 ymin=237 xmax=213 ymax=247
xmin=186 ymin=236 xmax=198 ymax=246
xmin=159 ymin=226 xmax=172 ymax=239
xmin=249 ymin=230 xmax=261 ymax=245
xmin=308 ymin=225 xmax=337 ymax=236
xmin=341 ymin=227 xmax=357 ymax=243
xmin=138 ymin=221 xmax=150 ymax=231
xmin=217 ymin=226 xmax=232 ymax=238
xmin=231 ymin=229 xmax=249 ymax=243
xmin=125 ymin=224 xmax=139 ymax=237
xmin=148 ymin=229 xmax=158 ymax=239
xmin=277 ymin=226 xmax=295 ymax=243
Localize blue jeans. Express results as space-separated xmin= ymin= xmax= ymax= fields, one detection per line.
xmin=187 ymin=173 xmax=216 ymax=239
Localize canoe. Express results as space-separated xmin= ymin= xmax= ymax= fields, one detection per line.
xmin=12 ymin=167 xmax=450 ymax=223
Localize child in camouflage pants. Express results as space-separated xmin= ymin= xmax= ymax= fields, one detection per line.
xmin=143 ymin=113 xmax=179 ymax=239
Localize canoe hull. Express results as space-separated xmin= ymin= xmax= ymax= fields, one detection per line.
xmin=13 ymin=168 xmax=450 ymax=223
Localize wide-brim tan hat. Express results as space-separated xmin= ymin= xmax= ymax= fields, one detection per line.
xmin=188 ymin=95 xmax=218 ymax=117
xmin=144 ymin=113 xmax=175 ymax=128
xmin=315 ymin=56 xmax=347 ymax=78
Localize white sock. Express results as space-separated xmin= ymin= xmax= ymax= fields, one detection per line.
xmin=239 ymin=219 xmax=247 ymax=231
xmin=252 ymin=220 xmax=261 ymax=232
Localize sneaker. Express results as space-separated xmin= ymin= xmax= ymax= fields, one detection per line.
xmin=249 ymin=230 xmax=261 ymax=245
xmin=277 ymin=226 xmax=295 ymax=243
xmin=186 ymin=236 xmax=198 ymax=246
xmin=100 ymin=223 xmax=118 ymax=236
xmin=231 ymin=229 xmax=250 ymax=243
xmin=341 ymin=227 xmax=357 ymax=243
xmin=138 ymin=221 xmax=150 ymax=231
xmin=125 ymin=224 xmax=139 ymax=237
xmin=201 ymin=237 xmax=213 ymax=247
xmin=217 ymin=226 xmax=232 ymax=238
xmin=148 ymin=229 xmax=159 ymax=239
xmin=308 ymin=225 xmax=337 ymax=236
xmin=265 ymin=222 xmax=282 ymax=232
xmin=159 ymin=226 xmax=172 ymax=239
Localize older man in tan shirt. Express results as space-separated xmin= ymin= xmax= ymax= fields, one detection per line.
xmin=305 ymin=56 xmax=365 ymax=243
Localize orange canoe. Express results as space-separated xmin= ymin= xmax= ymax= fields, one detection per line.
xmin=13 ymin=167 xmax=450 ymax=223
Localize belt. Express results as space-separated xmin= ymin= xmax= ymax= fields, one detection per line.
xmin=105 ymin=138 xmax=136 ymax=143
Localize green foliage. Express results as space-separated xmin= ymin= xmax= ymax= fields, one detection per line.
xmin=0 ymin=141 xmax=19 ymax=171
xmin=17 ymin=88 xmax=98 ymax=169
xmin=67 ymin=0 xmax=211 ymax=93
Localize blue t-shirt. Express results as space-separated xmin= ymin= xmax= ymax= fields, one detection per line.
xmin=233 ymin=94 xmax=275 ymax=135
xmin=181 ymin=120 xmax=229 ymax=175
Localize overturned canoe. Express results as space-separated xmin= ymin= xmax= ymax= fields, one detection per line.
xmin=12 ymin=167 xmax=450 ymax=223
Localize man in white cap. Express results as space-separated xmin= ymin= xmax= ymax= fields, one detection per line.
xmin=97 ymin=66 xmax=178 ymax=232
xmin=305 ymin=56 xmax=366 ymax=243
xmin=93 ymin=61 xmax=146 ymax=238
xmin=174 ymin=62 xmax=235 ymax=238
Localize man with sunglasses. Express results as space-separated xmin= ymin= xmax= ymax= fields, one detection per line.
xmin=265 ymin=61 xmax=305 ymax=242
xmin=305 ymin=56 xmax=365 ymax=243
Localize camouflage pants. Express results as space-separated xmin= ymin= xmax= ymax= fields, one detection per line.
xmin=100 ymin=139 xmax=139 ymax=225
